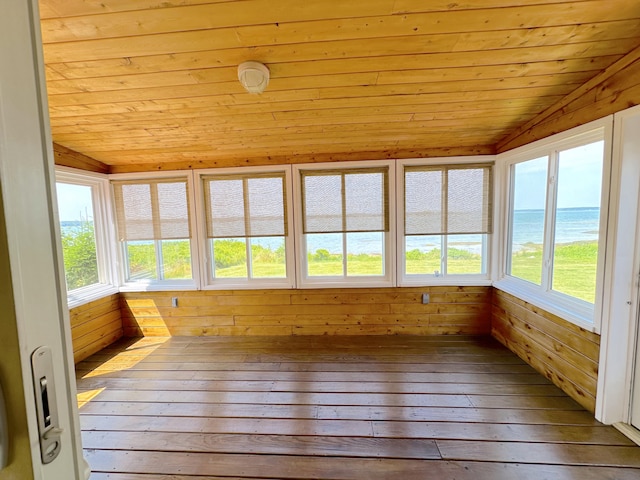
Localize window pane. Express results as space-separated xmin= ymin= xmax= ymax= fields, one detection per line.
xmin=447 ymin=168 xmax=492 ymax=234
xmin=346 ymin=232 xmax=383 ymax=276
xmin=552 ymin=141 xmax=603 ymax=303
xmin=251 ymin=237 xmax=286 ymax=278
xmin=126 ymin=241 xmax=157 ymax=280
xmin=405 ymin=235 xmax=442 ymax=275
xmin=303 ymin=175 xmax=343 ymax=233
xmin=206 ymin=178 xmax=247 ymax=237
xmin=344 ymin=172 xmax=387 ymax=232
xmin=307 ymin=233 xmax=343 ymax=276
xmin=447 ymin=234 xmax=484 ymax=274
xmin=212 ymin=238 xmax=247 ymax=278
xmin=161 ymin=239 xmax=192 ymax=280
xmin=405 ymin=169 xmax=443 ymax=235
xmin=509 ymin=156 xmax=548 ymax=285
xmin=56 ymin=183 xmax=99 ymax=290
xmin=247 ymin=177 xmax=287 ymax=237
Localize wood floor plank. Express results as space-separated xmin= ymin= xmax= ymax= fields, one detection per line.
xmin=79 ymin=390 xmax=474 ymax=407
xmin=82 ymin=431 xmax=440 ymax=459
xmin=77 ymin=360 xmax=535 ymax=374
xmin=83 ymin=451 xmax=640 ymax=480
xmin=436 ymin=440 xmax=640 ymax=467
xmin=76 ymin=335 xmax=640 ymax=479
xmin=78 ymin=369 xmax=549 ymax=384
xmin=80 ymin=390 xmax=578 ymax=409
xmin=316 ymin=406 xmax=599 ymax=425
xmin=81 ymin=415 xmax=375 ymax=436
xmin=77 ymin=378 xmax=559 ymax=395
xmin=80 ymin=401 xmax=593 ymax=423
xmin=372 ymin=421 xmax=636 ymax=445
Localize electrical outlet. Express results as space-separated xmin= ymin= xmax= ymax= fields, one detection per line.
xmin=422 ymin=293 xmax=430 ymax=304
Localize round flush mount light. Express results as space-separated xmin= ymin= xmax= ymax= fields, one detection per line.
xmin=238 ymin=61 xmax=270 ymax=94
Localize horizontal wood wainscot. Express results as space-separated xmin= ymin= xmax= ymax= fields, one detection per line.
xmin=70 ymin=293 xmax=123 ymax=363
xmin=491 ymin=289 xmax=600 ymax=413
xmin=120 ymin=287 xmax=492 ymax=337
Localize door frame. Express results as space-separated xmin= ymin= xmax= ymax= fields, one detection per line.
xmin=596 ymin=104 xmax=640 ymax=437
xmin=0 ymin=0 xmax=88 ymax=477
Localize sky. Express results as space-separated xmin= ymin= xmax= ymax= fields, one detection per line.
xmin=513 ymin=140 xmax=604 ymax=210
xmin=56 ymin=183 xmax=94 ymax=222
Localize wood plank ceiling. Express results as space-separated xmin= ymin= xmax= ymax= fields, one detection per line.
xmin=39 ymin=0 xmax=640 ymax=172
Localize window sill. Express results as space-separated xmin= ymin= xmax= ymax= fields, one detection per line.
xmin=66 ymin=284 xmax=119 ymax=309
xmin=399 ymin=275 xmax=492 ymax=287
xmin=119 ymin=281 xmax=198 ymax=292
xmin=203 ymin=280 xmax=295 ymax=290
xmin=297 ymin=277 xmax=394 ymax=289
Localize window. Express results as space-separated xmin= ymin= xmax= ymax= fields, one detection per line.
xmin=500 ymin=121 xmax=611 ymax=329
xmin=112 ymin=176 xmax=195 ymax=286
xmin=400 ymin=162 xmax=493 ymax=284
xmin=200 ymin=168 xmax=293 ymax=288
xmin=55 ymin=168 xmax=117 ymax=306
xmin=295 ymin=162 xmax=394 ymax=287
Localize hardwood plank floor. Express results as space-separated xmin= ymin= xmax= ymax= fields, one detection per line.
xmin=76 ymin=335 xmax=640 ymax=479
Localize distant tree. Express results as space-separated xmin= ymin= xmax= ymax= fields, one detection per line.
xmin=60 ymin=220 xmax=98 ymax=289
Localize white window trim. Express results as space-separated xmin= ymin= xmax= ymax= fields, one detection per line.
xmin=194 ymin=165 xmax=296 ymax=290
xmin=396 ymin=156 xmax=495 ymax=287
xmin=494 ymin=116 xmax=614 ymax=333
xmin=55 ymin=166 xmax=118 ymax=308
xmin=293 ymin=160 xmax=396 ymax=289
xmin=109 ymin=170 xmax=200 ymax=291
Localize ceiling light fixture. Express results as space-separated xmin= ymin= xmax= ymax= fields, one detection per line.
xmin=237 ymin=61 xmax=270 ymax=94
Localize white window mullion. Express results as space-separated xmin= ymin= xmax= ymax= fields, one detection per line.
xmin=541 ymin=152 xmax=559 ymax=293
xmin=341 ymin=232 xmax=348 ymax=277
xmin=246 ymin=238 xmax=254 ymax=279
xmin=441 ymin=235 xmax=447 ymax=276
xmin=155 ymin=239 xmax=164 ymax=280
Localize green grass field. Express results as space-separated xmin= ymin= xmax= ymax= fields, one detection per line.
xmin=94 ymin=237 xmax=599 ymax=303
xmin=511 ymin=241 xmax=598 ymax=303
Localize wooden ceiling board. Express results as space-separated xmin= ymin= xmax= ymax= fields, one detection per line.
xmin=51 ymin=109 xmax=536 ymax=138
xmin=38 ymin=0 xmax=640 ymax=171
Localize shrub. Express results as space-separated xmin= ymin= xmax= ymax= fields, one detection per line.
xmin=60 ymin=221 xmax=98 ymax=289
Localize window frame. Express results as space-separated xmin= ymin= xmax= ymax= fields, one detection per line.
xmin=195 ymin=165 xmax=296 ymax=290
xmin=397 ymin=157 xmax=494 ymax=287
xmin=55 ymin=166 xmax=118 ymax=307
xmin=293 ymin=160 xmax=396 ymax=289
xmin=110 ymin=170 xmax=200 ymax=291
xmin=494 ymin=117 xmax=613 ymax=332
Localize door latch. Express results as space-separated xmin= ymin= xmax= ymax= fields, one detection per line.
xmin=31 ymin=346 xmax=62 ymax=464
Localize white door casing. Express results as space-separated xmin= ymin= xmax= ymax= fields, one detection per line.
xmin=596 ymin=104 xmax=640 ymax=428
xmin=0 ymin=0 xmax=88 ymax=478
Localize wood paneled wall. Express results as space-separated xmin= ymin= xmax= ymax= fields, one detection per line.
xmin=497 ymin=45 xmax=640 ymax=152
xmin=120 ymin=286 xmax=491 ymax=337
xmin=70 ymin=293 xmax=122 ymax=363
xmin=491 ymin=289 xmax=600 ymax=413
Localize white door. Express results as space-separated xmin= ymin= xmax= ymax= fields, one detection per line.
xmin=0 ymin=0 xmax=88 ymax=479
